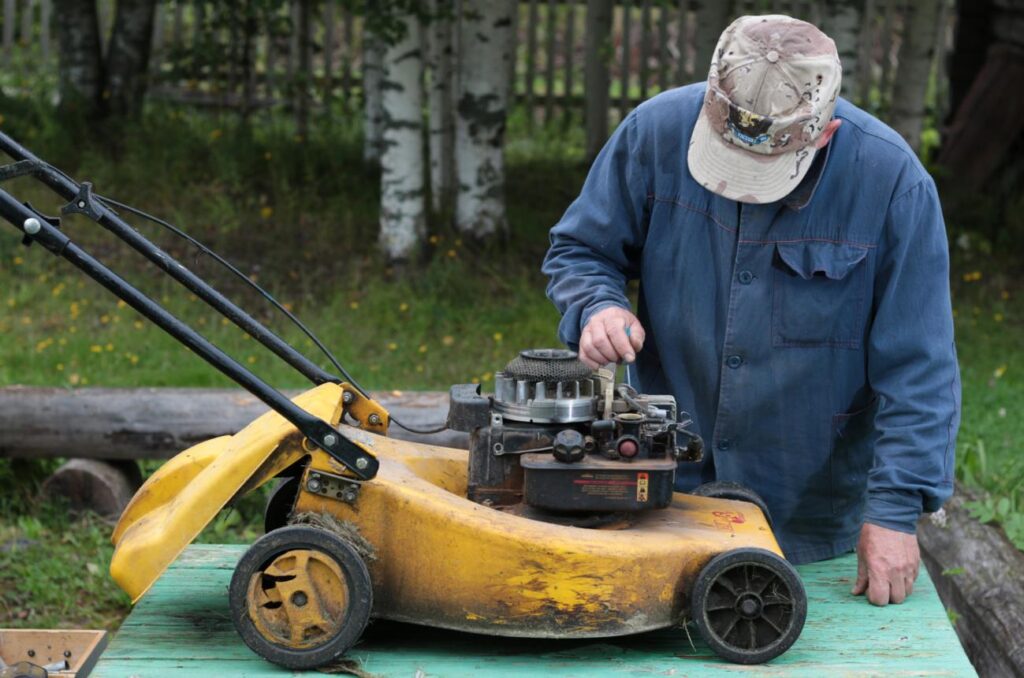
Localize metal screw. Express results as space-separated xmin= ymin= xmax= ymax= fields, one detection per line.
xmin=307 ymin=477 xmax=322 ymax=492
xmin=342 ymin=391 xmax=354 ymax=404
xmin=356 ymin=457 xmax=369 ymax=470
xmin=368 ymin=413 xmax=382 ymax=426
xmin=291 ymin=591 xmax=308 ymax=607
xmin=343 ymin=491 xmax=356 ymax=502
xmin=323 ymin=433 xmax=337 ymax=447
xmin=77 ymin=200 xmax=86 ymax=208
xmin=23 ymin=217 xmax=41 ymax=235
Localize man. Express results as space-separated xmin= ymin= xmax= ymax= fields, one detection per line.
xmin=542 ymin=15 xmax=960 ymax=607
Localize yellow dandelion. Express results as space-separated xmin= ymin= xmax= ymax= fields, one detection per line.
xmin=56 ymin=363 xmax=64 ymax=372
xmin=350 ymin=301 xmax=360 ymax=310
xmin=260 ymin=206 xmax=274 ymax=220
xmin=130 ymin=354 xmax=139 ymax=365
xmin=116 ymin=300 xmax=127 ymax=309
xmin=20 ymin=315 xmax=31 ymax=325
xmin=399 ymin=302 xmax=409 ymax=312
xmin=471 ymin=376 xmax=480 ymax=384
xmin=51 ymin=283 xmax=65 ymax=297
xmin=995 ymin=313 xmax=1004 ymax=322
xmin=100 ymin=314 xmax=110 ymax=324
xmin=69 ymin=302 xmax=80 ymax=319
xmin=493 ymin=332 xmax=503 ymax=342
xmin=442 ymin=335 xmax=454 ymax=347
xmin=1001 ymin=290 xmax=1011 ymax=300
xmin=35 ymin=338 xmax=53 ymax=352
xmin=209 ymin=128 xmax=223 ymax=141
xmin=58 ymin=338 xmax=66 ymax=346
xmin=455 ymin=238 xmax=463 ymax=247
xmin=446 ymin=249 xmax=457 ymax=258
xmin=69 ymin=373 xmax=80 ymax=385
xmin=81 ymin=377 xmax=89 ymax=385
xmin=416 ymin=364 xmax=425 ymax=373
xmin=89 ymin=345 xmax=102 ymax=353
xmin=264 ymin=151 xmax=273 ymax=160
xmin=221 ymin=318 xmax=230 ymax=326
xmin=69 ymin=326 xmax=77 ymax=334
xmin=13 ymin=256 xmax=23 ymax=265
xmin=134 ymin=321 xmax=145 ymax=330
xmin=994 ymin=365 xmax=1008 ymax=379
xmin=429 ymin=235 xmax=440 ymax=245
xmin=105 ymin=343 xmax=114 ymax=352
xmin=482 ymin=372 xmax=493 ymax=382
xmin=247 ymin=356 xmax=257 ymax=364
xmin=6 ymin=297 xmax=14 ymax=308
xmin=387 ymin=342 xmax=398 ymax=351
xmin=418 ymin=344 xmax=428 ymax=353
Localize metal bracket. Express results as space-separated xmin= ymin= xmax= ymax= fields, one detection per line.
xmin=304 ymin=469 xmax=361 ymax=505
xmin=0 ymin=159 xmax=44 ymax=182
xmin=61 ymin=182 xmax=105 ymax=220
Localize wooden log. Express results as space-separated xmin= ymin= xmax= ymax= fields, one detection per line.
xmin=0 ymin=387 xmax=466 ymax=460
xmin=40 ymin=459 xmax=139 ymax=518
xmin=917 ymin=485 xmax=1024 ymax=678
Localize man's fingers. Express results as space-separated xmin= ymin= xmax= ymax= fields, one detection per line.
xmin=889 ymin=576 xmax=907 ymax=605
xmin=602 ymin=318 xmax=635 ymax=362
xmin=851 ymin=554 xmax=868 ymax=595
xmin=626 ymin=321 xmax=645 ymax=352
xmin=866 ymin=571 xmax=889 ymax=606
xmin=578 ymin=329 xmax=601 ymax=369
xmin=589 ymin=326 xmax=622 ymax=364
xmin=904 ymin=576 xmax=915 ymax=599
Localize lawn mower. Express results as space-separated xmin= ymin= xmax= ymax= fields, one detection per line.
xmin=0 ymin=131 xmax=807 ymax=668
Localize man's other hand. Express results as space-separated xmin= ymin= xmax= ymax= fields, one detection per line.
xmin=852 ymin=522 xmax=920 ymax=606
xmin=579 ymin=307 xmax=646 ymax=369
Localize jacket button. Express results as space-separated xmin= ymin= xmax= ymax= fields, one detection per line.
xmin=717 ymin=439 xmax=731 ymax=451
xmin=738 ymin=270 xmax=754 ymax=284
xmin=726 ymin=354 xmax=743 ymax=368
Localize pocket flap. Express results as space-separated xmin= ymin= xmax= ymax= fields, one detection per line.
xmin=776 ymin=241 xmax=870 ymax=281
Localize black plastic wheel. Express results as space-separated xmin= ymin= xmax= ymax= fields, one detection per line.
xmin=690 ymin=481 xmax=773 ymax=527
xmin=264 ymin=476 xmax=300 ymax=533
xmin=229 ymin=525 xmax=373 ymax=670
xmin=691 ymin=548 xmax=806 ymax=664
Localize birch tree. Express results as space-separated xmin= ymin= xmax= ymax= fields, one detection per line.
xmin=890 ymin=0 xmax=942 ymax=151
xmin=362 ymin=29 xmax=386 ymax=166
xmin=584 ymin=0 xmax=613 ymax=161
xmin=454 ymin=0 xmax=516 ymax=238
xmin=427 ymin=0 xmax=456 ymax=214
xmin=54 ymin=0 xmax=104 ymax=116
xmin=822 ymin=0 xmax=863 ymax=101
xmin=378 ymin=13 xmax=426 ymax=261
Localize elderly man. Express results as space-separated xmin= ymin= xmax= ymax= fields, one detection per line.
xmin=543 ymin=15 xmax=960 ymax=607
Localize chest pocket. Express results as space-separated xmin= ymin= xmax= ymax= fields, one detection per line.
xmin=771 ymin=241 xmax=871 ymax=349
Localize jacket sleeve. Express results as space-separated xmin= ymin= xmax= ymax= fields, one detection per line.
xmin=864 ymin=176 xmax=961 ymax=534
xmin=541 ymin=110 xmax=651 ymax=349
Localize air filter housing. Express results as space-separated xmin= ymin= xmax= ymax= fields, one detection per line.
xmin=492 ymin=349 xmax=596 ymax=423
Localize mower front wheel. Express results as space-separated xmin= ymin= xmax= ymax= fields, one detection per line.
xmin=229 ymin=525 xmax=373 ymax=670
xmin=691 ymin=547 xmax=806 ymax=665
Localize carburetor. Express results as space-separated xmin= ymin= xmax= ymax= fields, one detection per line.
xmin=447 ymin=349 xmax=703 ymax=515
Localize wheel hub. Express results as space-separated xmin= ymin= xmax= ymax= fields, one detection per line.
xmin=246 ymin=548 xmax=350 ymax=650
xmin=736 ymin=593 xmax=762 ymax=619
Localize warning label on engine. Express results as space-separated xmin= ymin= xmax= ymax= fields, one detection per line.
xmin=637 ymin=472 xmax=649 ymax=502
xmin=572 ymin=472 xmax=635 ymax=499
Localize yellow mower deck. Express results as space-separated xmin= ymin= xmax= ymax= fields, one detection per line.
xmin=111 ymin=384 xmax=780 ymax=637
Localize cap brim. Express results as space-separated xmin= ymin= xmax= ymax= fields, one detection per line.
xmin=687 ymin=111 xmax=818 ymax=204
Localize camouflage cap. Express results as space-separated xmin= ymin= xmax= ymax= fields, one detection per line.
xmin=687 ymin=15 xmax=842 ymax=204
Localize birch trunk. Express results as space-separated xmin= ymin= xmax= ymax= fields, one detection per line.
xmin=106 ymin=0 xmax=158 ymax=118
xmin=584 ymin=0 xmax=613 ymax=160
xmin=362 ymin=28 xmax=386 ymax=166
xmin=454 ymin=0 xmax=516 ymax=238
xmin=54 ymin=0 xmax=104 ymax=116
xmin=427 ymin=0 xmax=456 ymax=214
xmin=692 ymin=0 xmax=730 ymax=81
xmin=378 ymin=14 xmax=425 ymax=261
xmin=890 ymin=0 xmax=942 ymax=151
xmin=822 ymin=0 xmax=862 ymax=101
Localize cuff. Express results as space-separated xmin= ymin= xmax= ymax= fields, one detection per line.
xmin=862 ymin=489 xmax=924 ymax=535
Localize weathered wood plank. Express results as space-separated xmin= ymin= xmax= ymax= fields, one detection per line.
xmin=0 ymin=387 xmax=466 ymax=460
xmin=93 ymin=544 xmax=975 ymax=677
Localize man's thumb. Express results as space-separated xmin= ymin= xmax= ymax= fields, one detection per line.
xmin=851 ymin=559 xmax=867 ymax=595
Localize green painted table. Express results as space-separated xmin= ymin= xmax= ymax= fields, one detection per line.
xmin=94 ymin=544 xmax=975 ymax=677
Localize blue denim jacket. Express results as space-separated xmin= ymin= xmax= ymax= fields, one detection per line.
xmin=542 ymin=83 xmax=961 ymax=564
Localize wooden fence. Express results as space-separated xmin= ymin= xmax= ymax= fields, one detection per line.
xmin=0 ymin=1 xmax=954 ymax=129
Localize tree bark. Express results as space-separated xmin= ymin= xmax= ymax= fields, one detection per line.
xmin=362 ymin=28 xmax=386 ymax=166
xmin=584 ymin=0 xmax=613 ymax=160
xmin=889 ymin=0 xmax=942 ymax=151
xmin=54 ymin=0 xmax=105 ymax=116
xmin=692 ymin=0 xmax=731 ymax=82
xmin=379 ymin=13 xmax=426 ymax=261
xmin=106 ymin=0 xmax=158 ymax=118
xmin=427 ymin=0 xmax=456 ymax=214
xmin=822 ymin=0 xmax=863 ymax=102
xmin=454 ymin=0 xmax=516 ymax=238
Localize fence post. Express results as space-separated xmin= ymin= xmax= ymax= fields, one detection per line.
xmin=524 ymin=0 xmax=539 ymax=126
xmin=584 ymin=0 xmax=613 ymax=159
xmin=544 ymin=0 xmax=557 ymax=124
xmin=563 ymin=0 xmax=576 ymax=124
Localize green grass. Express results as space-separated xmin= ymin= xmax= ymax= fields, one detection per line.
xmin=0 ymin=99 xmax=1021 ymax=635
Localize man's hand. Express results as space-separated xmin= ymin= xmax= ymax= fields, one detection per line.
xmin=579 ymin=307 xmax=646 ymax=369
xmin=852 ymin=522 xmax=920 ymax=606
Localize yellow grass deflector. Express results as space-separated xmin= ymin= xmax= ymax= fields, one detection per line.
xmin=110 ymin=383 xmax=355 ymax=602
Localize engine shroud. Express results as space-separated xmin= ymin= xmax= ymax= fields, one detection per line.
xmin=446 ymin=349 xmax=703 ymax=517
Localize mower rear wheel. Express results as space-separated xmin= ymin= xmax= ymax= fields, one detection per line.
xmin=229 ymin=525 xmax=373 ymax=670
xmin=691 ymin=548 xmax=806 ymax=665
xmin=264 ymin=476 xmax=300 ymax=533
xmin=690 ymin=481 xmax=773 ymax=527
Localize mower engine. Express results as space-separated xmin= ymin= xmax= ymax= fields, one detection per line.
xmin=447 ymin=349 xmax=703 ymax=514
